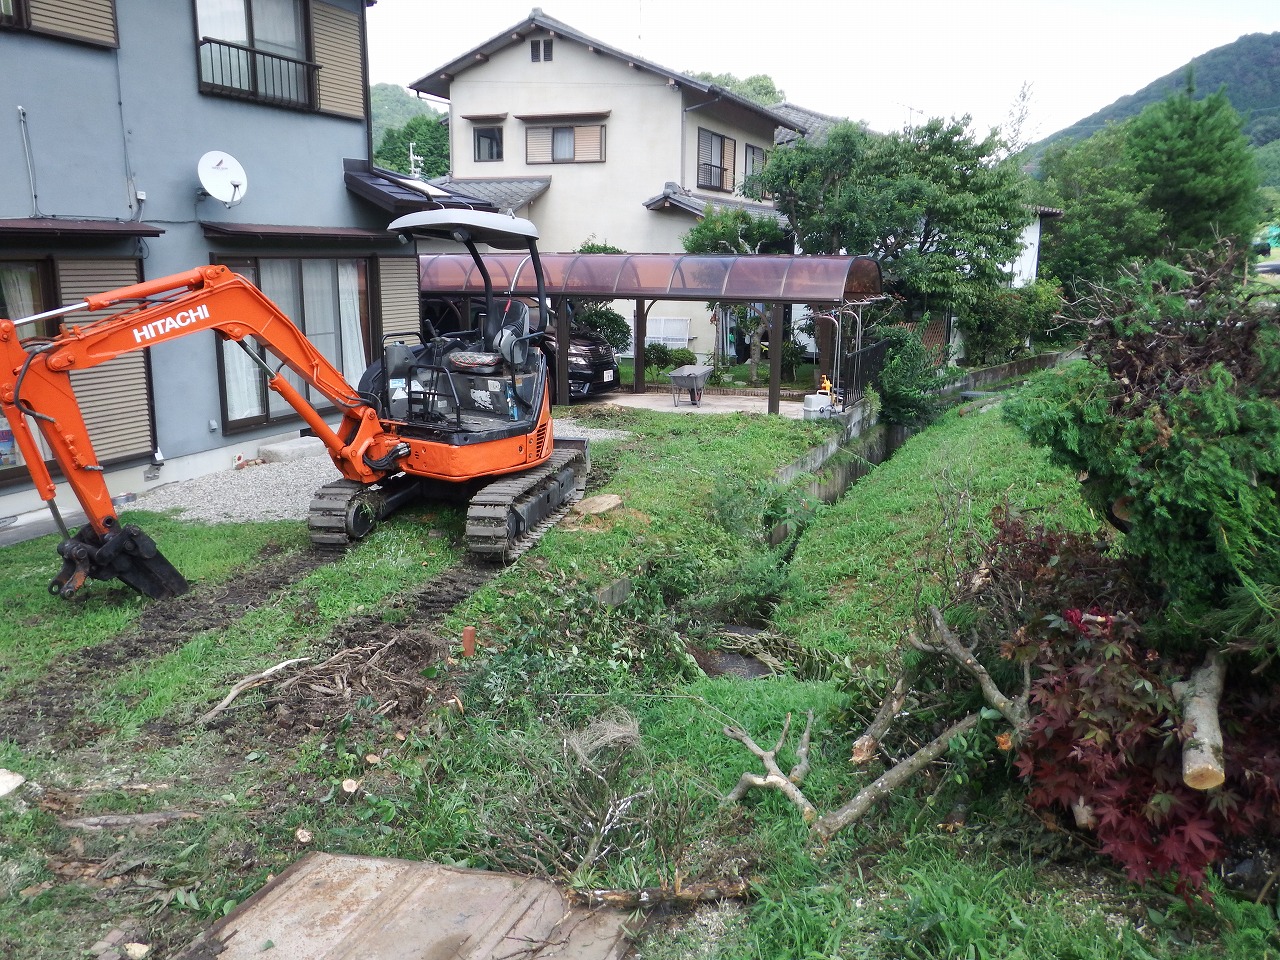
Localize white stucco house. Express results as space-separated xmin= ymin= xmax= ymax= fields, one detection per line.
xmin=1010 ymin=206 xmax=1063 ymax=288
xmin=409 ymin=7 xmax=804 ymax=358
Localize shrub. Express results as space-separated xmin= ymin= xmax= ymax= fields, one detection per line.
xmin=573 ymin=304 xmax=631 ymax=353
xmin=1004 ymin=248 xmax=1280 ymax=613
xmin=958 ymin=279 xmax=1065 ymax=367
xmin=969 ymin=509 xmax=1280 ymax=900
xmin=869 ymin=325 xmax=942 ymax=428
xmin=643 ymin=342 xmax=673 ymax=374
xmin=668 ymin=347 xmax=697 ymax=368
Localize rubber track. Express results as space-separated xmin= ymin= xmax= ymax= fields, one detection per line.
xmin=307 ymin=479 xmax=367 ymax=549
xmin=465 ymin=447 xmax=588 ymax=562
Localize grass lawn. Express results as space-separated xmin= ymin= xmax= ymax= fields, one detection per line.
xmin=0 ymin=399 xmax=1275 ymax=959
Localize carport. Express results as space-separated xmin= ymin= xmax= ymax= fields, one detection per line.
xmin=417 ymin=252 xmax=882 ymax=413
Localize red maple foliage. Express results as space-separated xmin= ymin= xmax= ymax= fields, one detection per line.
xmin=971 ymin=511 xmax=1280 ymax=898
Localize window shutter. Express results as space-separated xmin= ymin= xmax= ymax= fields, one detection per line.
xmin=27 ymin=0 xmax=117 ymax=46
xmin=575 ymin=125 xmax=603 ymax=162
xmin=724 ymin=135 xmax=737 ymax=189
xmin=698 ymin=129 xmax=713 ymax=168
xmin=377 ymin=258 xmax=421 ymax=340
xmin=57 ymin=260 xmax=154 ymax=463
xmin=312 ymin=2 xmax=364 ymax=119
xmin=530 ymin=39 xmax=541 ymax=62
xmin=527 ymin=126 xmax=552 ymax=163
xmin=543 ymin=38 xmax=553 ymax=61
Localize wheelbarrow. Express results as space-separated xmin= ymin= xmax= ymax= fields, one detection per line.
xmin=666 ymin=364 xmax=715 ymax=407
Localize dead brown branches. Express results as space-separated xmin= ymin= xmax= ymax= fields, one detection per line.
xmin=199 ymin=656 xmax=312 ymax=724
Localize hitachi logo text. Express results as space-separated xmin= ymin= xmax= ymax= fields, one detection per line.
xmin=132 ymin=304 xmax=210 ymax=343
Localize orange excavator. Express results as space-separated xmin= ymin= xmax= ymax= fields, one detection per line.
xmin=0 ymin=211 xmax=587 ymax=600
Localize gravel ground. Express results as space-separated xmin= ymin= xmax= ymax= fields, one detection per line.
xmin=134 ymin=418 xmax=630 ymax=523
xmin=136 ymin=456 xmax=343 ymax=523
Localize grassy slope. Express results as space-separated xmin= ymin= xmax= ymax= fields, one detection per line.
xmin=780 ymin=404 xmax=1097 ymax=660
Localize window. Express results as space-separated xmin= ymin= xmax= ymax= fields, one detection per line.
xmin=527 ymin=125 xmax=605 ymax=164
xmin=0 ymin=260 xmax=53 ymax=337
xmin=697 ymin=128 xmax=736 ymax=192
xmin=0 ymin=0 xmax=18 ymax=27
xmin=216 ymin=257 xmax=370 ymax=430
xmin=474 ymin=126 xmax=503 ymax=162
xmin=196 ymin=0 xmax=315 ymax=109
xmin=745 ymin=143 xmax=769 ymax=197
xmin=530 ymin=38 xmax=552 ymax=62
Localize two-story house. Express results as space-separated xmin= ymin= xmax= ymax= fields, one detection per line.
xmin=0 ymin=0 xmax=476 ymax=523
xmin=411 ymin=7 xmax=801 ymax=356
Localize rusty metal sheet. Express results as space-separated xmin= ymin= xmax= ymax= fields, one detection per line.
xmin=176 ymin=853 xmax=633 ymax=960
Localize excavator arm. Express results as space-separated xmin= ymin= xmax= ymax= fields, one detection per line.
xmin=0 ymin=265 xmax=396 ymax=599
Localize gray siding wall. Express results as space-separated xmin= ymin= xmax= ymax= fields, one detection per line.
xmin=0 ymin=0 xmax=404 ymax=473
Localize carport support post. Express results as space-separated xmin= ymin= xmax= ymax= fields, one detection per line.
xmin=816 ymin=308 xmax=834 ymax=388
xmin=768 ymin=302 xmax=783 ymax=415
xmin=555 ymin=299 xmax=571 ymax=405
xmin=633 ymin=299 xmax=648 ymax=393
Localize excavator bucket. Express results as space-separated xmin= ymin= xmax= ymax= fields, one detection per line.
xmin=50 ymin=521 xmax=189 ymax=601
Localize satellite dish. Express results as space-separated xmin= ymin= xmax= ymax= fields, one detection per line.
xmin=197 ymin=150 xmax=248 ymax=206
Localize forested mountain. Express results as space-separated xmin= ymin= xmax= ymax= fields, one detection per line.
xmin=370 ymin=82 xmax=443 ymax=152
xmin=1034 ymin=32 xmax=1280 ymax=152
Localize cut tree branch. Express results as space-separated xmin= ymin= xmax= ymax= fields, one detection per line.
xmin=926 ymin=606 xmax=1028 ymax=727
xmin=813 ymin=711 xmax=981 ymax=840
xmin=569 ymin=878 xmax=751 ymax=908
xmin=1172 ymin=651 xmax=1226 ymax=790
xmin=722 ymin=711 xmax=817 ymax=823
xmin=850 ymin=667 xmax=916 ymax=765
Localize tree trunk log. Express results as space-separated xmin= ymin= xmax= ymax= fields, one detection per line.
xmin=569 ymin=879 xmax=750 ymax=908
xmin=1173 ymin=652 xmax=1226 ymax=790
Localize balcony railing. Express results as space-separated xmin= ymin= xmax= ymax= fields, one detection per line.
xmin=697 ymin=162 xmax=732 ymax=192
xmin=198 ymin=37 xmax=318 ymax=110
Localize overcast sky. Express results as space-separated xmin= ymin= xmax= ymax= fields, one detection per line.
xmin=366 ymin=0 xmax=1277 ymax=141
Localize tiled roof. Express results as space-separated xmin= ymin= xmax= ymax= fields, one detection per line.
xmin=429 ymin=176 xmax=552 ymax=214
xmin=641 ymin=182 xmax=789 ymax=228
xmin=770 ymin=102 xmax=846 ymax=146
xmin=344 ymin=160 xmax=496 ymax=215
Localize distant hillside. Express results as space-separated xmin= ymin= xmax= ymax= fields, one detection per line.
xmin=1258 ymin=140 xmax=1280 ymax=189
xmin=1033 ymin=32 xmax=1280 ymax=153
xmin=371 ymin=82 xmax=443 ymax=152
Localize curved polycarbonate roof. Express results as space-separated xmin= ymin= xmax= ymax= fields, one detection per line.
xmin=417 ymin=253 xmax=881 ymax=304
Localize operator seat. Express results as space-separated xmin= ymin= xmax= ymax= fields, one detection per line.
xmin=447 ymin=299 xmax=531 ymax=374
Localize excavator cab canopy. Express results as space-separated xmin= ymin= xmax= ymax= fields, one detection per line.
xmin=388 ymin=210 xmax=539 ymax=249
